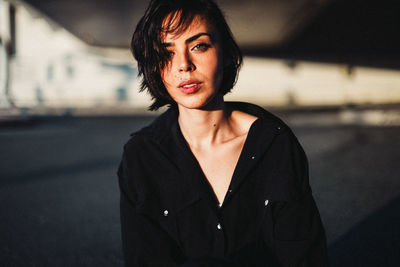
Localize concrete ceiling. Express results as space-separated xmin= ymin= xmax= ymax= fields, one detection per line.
xmin=20 ymin=0 xmax=332 ymax=49
xmin=18 ymin=0 xmax=400 ymax=68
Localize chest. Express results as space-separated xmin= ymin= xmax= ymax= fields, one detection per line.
xmin=190 ymin=137 xmax=246 ymax=204
xmin=137 ymin=161 xmax=274 ymax=260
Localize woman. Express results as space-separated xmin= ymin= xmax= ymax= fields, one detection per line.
xmin=118 ymin=0 xmax=328 ymax=266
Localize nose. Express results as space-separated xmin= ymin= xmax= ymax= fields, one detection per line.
xmin=177 ymin=51 xmax=195 ymax=72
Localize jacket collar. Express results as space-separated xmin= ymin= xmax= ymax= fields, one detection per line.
xmin=146 ymin=102 xmax=285 ymax=144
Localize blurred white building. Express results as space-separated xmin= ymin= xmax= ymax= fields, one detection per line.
xmin=1 ymin=0 xmax=150 ymax=114
xmin=1 ymin=0 xmax=400 ymax=115
xmin=0 ymin=0 xmax=12 ymax=108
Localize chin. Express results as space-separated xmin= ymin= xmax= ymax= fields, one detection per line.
xmin=177 ymin=99 xmax=208 ymax=110
xmin=176 ymin=93 xmax=223 ymax=111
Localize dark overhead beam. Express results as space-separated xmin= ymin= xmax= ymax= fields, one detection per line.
xmin=18 ymin=0 xmax=400 ymax=69
xmin=21 ymin=0 xmax=330 ymax=49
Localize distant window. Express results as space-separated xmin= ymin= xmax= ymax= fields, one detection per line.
xmin=36 ymin=85 xmax=44 ymax=106
xmin=47 ymin=64 xmax=54 ymax=81
xmin=117 ymin=87 xmax=127 ymax=101
xmin=64 ymin=55 xmax=74 ymax=78
xmin=66 ymin=64 xmax=74 ymax=78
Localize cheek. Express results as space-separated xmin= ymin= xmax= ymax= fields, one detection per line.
xmin=208 ymin=52 xmax=223 ymax=88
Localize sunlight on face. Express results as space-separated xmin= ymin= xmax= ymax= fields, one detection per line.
xmin=161 ymin=15 xmax=224 ymax=110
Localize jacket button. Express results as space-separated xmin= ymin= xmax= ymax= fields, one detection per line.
xmin=217 ymin=223 xmax=222 ymax=230
xmin=264 ymin=199 xmax=269 ymax=206
xmin=163 ymin=210 xmax=169 ymax=216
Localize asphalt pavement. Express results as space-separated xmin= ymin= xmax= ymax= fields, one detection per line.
xmin=0 ymin=113 xmax=399 ymax=266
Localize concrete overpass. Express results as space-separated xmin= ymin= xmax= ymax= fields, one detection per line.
xmin=22 ymin=0 xmax=400 ymax=68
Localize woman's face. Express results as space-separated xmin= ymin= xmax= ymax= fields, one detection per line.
xmin=161 ymin=15 xmax=224 ymax=110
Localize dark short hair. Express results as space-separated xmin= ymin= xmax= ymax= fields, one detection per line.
xmin=131 ymin=0 xmax=242 ymax=110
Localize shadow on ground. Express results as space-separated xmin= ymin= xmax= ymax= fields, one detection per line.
xmin=329 ymin=195 xmax=400 ymax=267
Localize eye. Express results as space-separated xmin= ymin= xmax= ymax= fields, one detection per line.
xmin=192 ymin=43 xmax=211 ymax=52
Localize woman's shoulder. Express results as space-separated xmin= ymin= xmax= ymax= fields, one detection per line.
xmin=124 ymin=106 xmax=179 ymax=148
xmin=226 ymin=101 xmax=290 ymax=135
xmin=230 ymin=109 xmax=258 ymax=134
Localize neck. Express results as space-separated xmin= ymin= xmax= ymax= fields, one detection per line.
xmin=178 ymin=100 xmax=233 ymax=148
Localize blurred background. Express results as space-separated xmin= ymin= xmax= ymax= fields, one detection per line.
xmin=0 ymin=0 xmax=399 ymax=266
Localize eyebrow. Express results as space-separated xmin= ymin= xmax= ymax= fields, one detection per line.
xmin=162 ymin=32 xmax=212 ymax=47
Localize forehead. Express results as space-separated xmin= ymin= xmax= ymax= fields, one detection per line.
xmin=161 ymin=13 xmax=215 ymax=41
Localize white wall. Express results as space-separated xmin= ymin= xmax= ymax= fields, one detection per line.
xmin=228 ymin=58 xmax=400 ymax=107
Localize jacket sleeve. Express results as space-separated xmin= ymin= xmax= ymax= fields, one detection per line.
xmin=272 ymin=191 xmax=328 ymax=267
xmin=118 ymin=140 xmax=184 ymax=267
xmin=270 ymin=130 xmax=328 ymax=267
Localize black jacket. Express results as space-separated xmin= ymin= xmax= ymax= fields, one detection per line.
xmin=118 ymin=102 xmax=328 ymax=267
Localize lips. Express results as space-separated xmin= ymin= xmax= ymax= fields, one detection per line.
xmin=178 ymin=80 xmax=202 ymax=94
